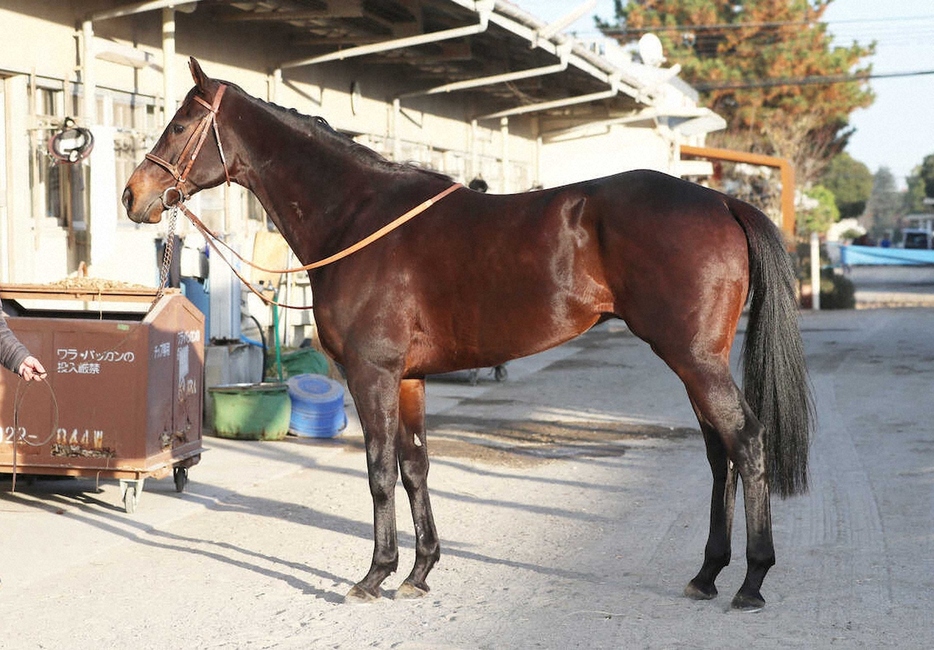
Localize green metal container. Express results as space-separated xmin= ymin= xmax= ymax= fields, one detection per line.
xmin=209 ymin=383 xmax=291 ymax=440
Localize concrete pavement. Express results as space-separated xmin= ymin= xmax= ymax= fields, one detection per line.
xmin=1 ymin=293 xmax=932 ymax=648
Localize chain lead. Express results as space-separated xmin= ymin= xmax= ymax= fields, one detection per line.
xmin=151 ymin=204 xmax=179 ymax=311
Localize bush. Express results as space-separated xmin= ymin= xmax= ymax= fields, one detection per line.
xmin=819 ymin=270 xmax=855 ymax=309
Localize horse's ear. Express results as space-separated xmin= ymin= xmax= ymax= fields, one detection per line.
xmin=189 ymin=57 xmax=209 ymax=91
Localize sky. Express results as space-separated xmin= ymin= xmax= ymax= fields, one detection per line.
xmin=517 ymin=0 xmax=934 ymax=188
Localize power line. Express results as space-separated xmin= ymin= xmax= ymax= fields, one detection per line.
xmin=601 ymin=14 xmax=934 ymax=33
xmin=600 ymin=14 xmax=934 ymax=48
xmin=826 ymin=14 xmax=934 ymax=26
xmin=693 ymin=69 xmax=934 ymax=92
xmin=603 ymin=19 xmax=812 ymax=34
xmin=580 ymin=11 xmax=933 ymax=69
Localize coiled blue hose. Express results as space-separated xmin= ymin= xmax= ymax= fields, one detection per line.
xmin=287 ymin=374 xmax=347 ymax=438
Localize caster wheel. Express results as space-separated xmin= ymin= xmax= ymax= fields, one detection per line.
xmin=174 ymin=467 xmax=188 ymax=493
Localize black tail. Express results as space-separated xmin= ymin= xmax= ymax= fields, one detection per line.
xmin=731 ymin=200 xmax=813 ymax=498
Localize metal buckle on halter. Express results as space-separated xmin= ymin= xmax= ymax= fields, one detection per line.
xmin=161 ymin=185 xmax=187 ymax=209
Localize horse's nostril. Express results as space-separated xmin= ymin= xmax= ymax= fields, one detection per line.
xmin=122 ymin=187 xmax=133 ymax=211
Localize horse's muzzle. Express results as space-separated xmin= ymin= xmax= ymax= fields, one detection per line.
xmin=122 ymin=186 xmax=163 ymax=224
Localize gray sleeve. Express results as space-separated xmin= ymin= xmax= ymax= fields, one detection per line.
xmin=0 ymin=304 xmax=31 ymax=376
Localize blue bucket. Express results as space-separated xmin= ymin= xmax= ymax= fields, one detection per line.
xmin=287 ymin=374 xmax=347 ymax=438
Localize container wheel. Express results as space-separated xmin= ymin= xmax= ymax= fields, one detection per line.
xmin=119 ymin=479 xmax=144 ymax=514
xmin=494 ymin=364 xmax=508 ymax=382
xmin=122 ymin=484 xmax=139 ymax=514
xmin=174 ymin=466 xmax=189 ymax=493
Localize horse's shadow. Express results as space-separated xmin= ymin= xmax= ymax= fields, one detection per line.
xmin=1 ymin=455 xmax=603 ymax=602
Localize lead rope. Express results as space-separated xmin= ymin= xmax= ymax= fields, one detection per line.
xmin=178 ymin=183 xmax=463 ymax=310
xmin=10 ymin=377 xmax=60 ymax=493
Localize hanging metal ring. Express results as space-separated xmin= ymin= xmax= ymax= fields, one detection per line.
xmin=161 ymin=186 xmax=186 ymax=209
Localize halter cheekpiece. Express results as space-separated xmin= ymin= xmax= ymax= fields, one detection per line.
xmin=145 ymin=84 xmax=231 ymax=207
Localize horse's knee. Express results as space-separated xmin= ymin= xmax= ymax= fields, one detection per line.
xmin=367 ymin=465 xmax=398 ymax=502
xmin=399 ymin=454 xmax=429 ymax=490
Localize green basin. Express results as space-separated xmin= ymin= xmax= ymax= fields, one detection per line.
xmin=209 ymin=383 xmax=291 ymax=440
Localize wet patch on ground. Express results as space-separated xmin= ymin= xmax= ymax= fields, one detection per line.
xmin=337 ymin=414 xmax=696 ymax=467
xmin=421 ymin=414 xmax=697 ymax=467
xmin=541 ymin=357 xmax=608 ymax=372
xmin=562 ymin=325 xmax=635 ymax=348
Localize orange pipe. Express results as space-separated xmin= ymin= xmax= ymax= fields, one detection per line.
xmin=680 ymin=144 xmax=795 ymax=238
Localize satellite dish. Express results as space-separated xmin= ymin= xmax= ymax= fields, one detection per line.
xmin=638 ymin=33 xmax=665 ymax=67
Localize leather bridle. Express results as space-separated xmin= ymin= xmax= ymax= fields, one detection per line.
xmin=145 ymin=84 xmax=231 ymax=208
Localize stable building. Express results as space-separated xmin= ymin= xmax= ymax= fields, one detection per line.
xmin=0 ymin=0 xmax=723 ymax=346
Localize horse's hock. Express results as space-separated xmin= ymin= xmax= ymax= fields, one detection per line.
xmin=0 ymin=283 xmax=205 ymax=513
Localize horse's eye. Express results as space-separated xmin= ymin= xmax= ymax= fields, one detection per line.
xmin=172 ymin=123 xmax=186 ymax=135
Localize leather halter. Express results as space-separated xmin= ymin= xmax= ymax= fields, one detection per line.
xmin=145 ymin=84 xmax=231 ymax=207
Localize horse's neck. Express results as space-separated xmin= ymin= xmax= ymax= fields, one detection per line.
xmin=235 ymin=119 xmax=355 ymax=214
xmin=226 ymin=93 xmax=455 ymax=272
xmin=231 ymin=99 xmax=384 ymax=261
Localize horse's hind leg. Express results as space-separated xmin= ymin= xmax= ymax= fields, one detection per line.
xmin=394 ymin=378 xmax=440 ymax=599
xmin=679 ymin=366 xmax=775 ymax=611
xmin=684 ymin=415 xmax=739 ymax=600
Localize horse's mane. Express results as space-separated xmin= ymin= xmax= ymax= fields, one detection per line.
xmin=233 ymin=84 xmax=451 ymax=182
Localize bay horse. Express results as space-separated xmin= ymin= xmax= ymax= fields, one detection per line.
xmin=123 ymin=58 xmax=812 ymax=611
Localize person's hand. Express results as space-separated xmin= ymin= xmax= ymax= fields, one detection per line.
xmin=18 ymin=356 xmax=47 ymax=381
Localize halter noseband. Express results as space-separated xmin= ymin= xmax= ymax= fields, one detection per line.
xmin=145 ymin=84 xmax=231 ymax=208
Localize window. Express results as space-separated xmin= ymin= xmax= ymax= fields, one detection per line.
xmin=28 ymin=80 xmax=89 ymax=232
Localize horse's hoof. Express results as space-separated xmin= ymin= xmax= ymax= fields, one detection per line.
xmin=344 ymin=584 xmax=379 ymax=604
xmin=684 ymin=580 xmax=718 ymax=601
xmin=731 ymin=591 xmax=765 ymax=612
xmin=394 ymin=581 xmax=429 ymax=600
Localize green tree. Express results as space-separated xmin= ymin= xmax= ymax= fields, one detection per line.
xmin=865 ymin=167 xmax=903 ymax=239
xmin=819 ymin=152 xmax=873 ymax=219
xmin=599 ymin=0 xmax=874 ymax=185
xmin=799 ymin=184 xmax=839 ymax=234
xmin=918 ymin=153 xmax=934 ymax=198
xmin=903 ymin=171 xmax=927 ymax=214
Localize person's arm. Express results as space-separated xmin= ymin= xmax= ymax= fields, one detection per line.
xmin=0 ymin=306 xmax=45 ymax=381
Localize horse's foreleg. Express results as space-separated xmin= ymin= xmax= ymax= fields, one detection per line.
xmin=394 ymin=378 xmax=440 ymax=599
xmin=685 ymin=417 xmax=738 ymax=600
xmin=345 ymin=366 xmax=402 ymax=603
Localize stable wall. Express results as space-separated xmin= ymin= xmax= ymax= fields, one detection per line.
xmin=539 ymin=124 xmax=673 ymax=187
xmin=0 ymin=1 xmax=545 ymax=289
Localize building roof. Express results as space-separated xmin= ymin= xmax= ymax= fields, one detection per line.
xmin=92 ymin=0 xmax=712 ymax=132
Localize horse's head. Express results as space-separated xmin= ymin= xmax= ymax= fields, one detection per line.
xmin=123 ymin=57 xmax=231 ymax=223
